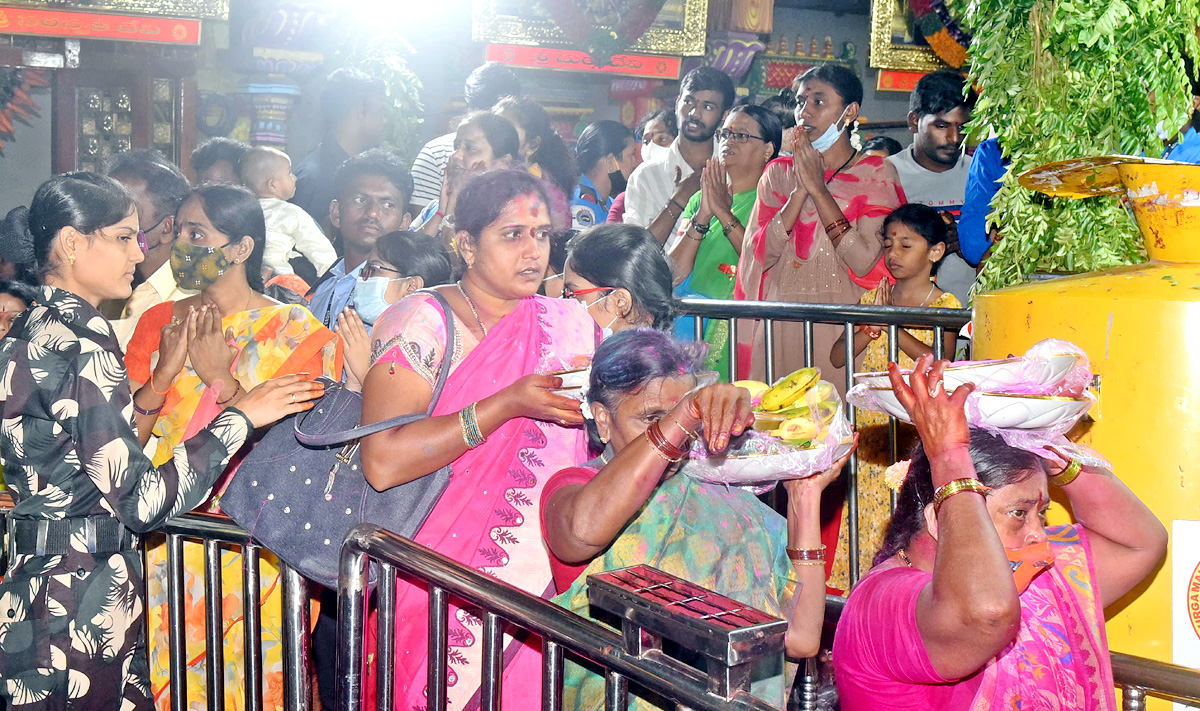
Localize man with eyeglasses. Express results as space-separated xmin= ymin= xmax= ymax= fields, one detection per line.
xmin=103 ymin=149 xmax=195 ymax=346
xmin=623 ymin=67 xmax=736 ymax=244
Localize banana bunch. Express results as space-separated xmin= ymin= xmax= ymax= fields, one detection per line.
xmin=734 ymin=367 xmax=840 ymax=446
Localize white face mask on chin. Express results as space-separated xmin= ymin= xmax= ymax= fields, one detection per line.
xmin=642 ymin=141 xmax=670 ymax=164
xmin=810 ymin=107 xmax=850 ymax=153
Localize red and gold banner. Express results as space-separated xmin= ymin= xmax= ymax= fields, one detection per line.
xmin=0 ymin=6 xmax=201 ymax=44
xmin=877 ymin=69 xmax=929 ymax=92
xmin=486 ymin=44 xmax=681 ymax=79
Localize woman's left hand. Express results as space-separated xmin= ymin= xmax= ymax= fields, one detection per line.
xmin=784 ymin=434 xmax=857 ymax=498
xmin=188 ymin=304 xmax=238 ymax=387
xmin=152 ymin=307 xmax=196 ymax=387
xmin=672 ymin=383 xmax=755 ymax=453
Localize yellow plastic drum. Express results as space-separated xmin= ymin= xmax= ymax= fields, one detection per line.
xmin=976 ymin=157 xmax=1200 ymax=707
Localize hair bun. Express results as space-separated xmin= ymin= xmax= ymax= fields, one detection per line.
xmin=0 ymin=206 xmax=37 ymax=266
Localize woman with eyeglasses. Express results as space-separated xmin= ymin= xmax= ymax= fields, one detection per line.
xmin=336 ymin=229 xmax=453 ymax=388
xmin=562 ymin=223 xmax=675 ymax=336
xmin=0 ymin=174 xmax=319 ymax=710
xmin=123 ymin=183 xmax=342 ymax=709
xmin=734 ymin=64 xmax=904 ymax=391
xmin=669 ymin=105 xmax=782 ymax=381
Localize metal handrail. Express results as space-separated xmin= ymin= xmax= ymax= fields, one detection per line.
xmin=676 ymin=297 xmax=973 ymax=329
xmin=820 ymin=594 xmax=1200 ymax=709
xmin=336 ymin=524 xmax=781 ymax=711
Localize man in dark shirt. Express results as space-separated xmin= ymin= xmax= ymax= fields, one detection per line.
xmin=291 ymin=68 xmax=387 ymax=225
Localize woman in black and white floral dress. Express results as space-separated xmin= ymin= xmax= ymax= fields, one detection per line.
xmin=0 ymin=173 xmax=324 ymax=710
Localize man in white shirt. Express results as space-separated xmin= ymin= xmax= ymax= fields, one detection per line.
xmin=887 ymin=70 xmax=976 ymax=303
xmin=623 ymin=66 xmax=735 ymax=244
xmin=408 ymin=62 xmax=520 ymax=212
xmin=103 ymin=150 xmax=196 ymax=345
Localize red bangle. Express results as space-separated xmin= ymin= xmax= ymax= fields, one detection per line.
xmin=646 ymin=420 xmax=688 ymax=462
xmin=434 ymin=210 xmax=445 ymax=220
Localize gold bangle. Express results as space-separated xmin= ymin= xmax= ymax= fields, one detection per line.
xmin=786 ymin=545 xmax=826 ymax=561
xmin=932 ymin=478 xmax=991 ymax=512
xmin=1050 ymin=459 xmax=1083 ymax=487
xmin=790 ymin=559 xmax=826 ymax=566
xmin=667 ymin=416 xmax=700 ymax=441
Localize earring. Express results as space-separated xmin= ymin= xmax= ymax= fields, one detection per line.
xmin=68 ymin=254 xmax=75 ymax=266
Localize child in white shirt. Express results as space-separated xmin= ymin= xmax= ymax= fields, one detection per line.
xmin=239 ymin=146 xmax=337 ymax=279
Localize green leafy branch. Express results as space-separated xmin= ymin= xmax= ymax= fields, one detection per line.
xmin=963 ymin=0 xmax=1200 ymax=292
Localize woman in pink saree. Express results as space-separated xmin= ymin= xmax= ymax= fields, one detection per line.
xmin=357 ymin=169 xmax=597 ymax=710
xmin=833 ymin=356 xmax=1167 ymax=710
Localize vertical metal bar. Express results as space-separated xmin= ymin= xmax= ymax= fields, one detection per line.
xmin=167 ymin=533 xmax=188 ymax=711
xmin=693 ymin=311 xmax=703 ymax=341
xmin=605 ymin=670 xmax=629 ymax=711
xmin=933 ymin=325 xmax=946 ymax=360
xmin=337 ymin=545 xmax=370 ymax=711
xmin=203 ymin=540 xmax=224 ymax=711
xmin=243 ymin=543 xmax=263 ymax=711
xmin=728 ymin=319 xmax=739 ymax=380
xmin=281 ymin=563 xmax=312 ymax=711
xmin=802 ymin=320 xmax=814 ymax=368
xmin=542 ymin=639 xmax=564 ymax=711
xmin=428 ymin=586 xmax=450 ymax=711
xmin=845 ymin=324 xmax=860 ymax=586
xmin=797 ymin=657 xmax=818 ymax=711
xmin=1121 ymin=685 xmax=1147 ymax=711
xmin=481 ymin=613 xmax=504 ymax=711
xmin=377 ymin=562 xmax=397 ymax=711
xmin=763 ymin=318 xmax=775 ymax=384
xmin=887 ymin=324 xmax=901 ymax=511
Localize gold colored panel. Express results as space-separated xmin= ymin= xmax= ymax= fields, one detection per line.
xmin=153 ymin=123 xmax=172 ymax=144
xmin=1 ymin=0 xmax=228 ymax=21
xmin=869 ymin=0 xmax=946 ymax=73
xmin=472 ymin=0 xmax=708 ymax=57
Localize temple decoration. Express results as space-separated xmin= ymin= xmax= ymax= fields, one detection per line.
xmin=907 ymin=0 xmax=970 ymax=68
xmin=0 ymin=7 xmax=201 ymax=44
xmin=485 ymin=43 xmax=682 ymax=79
xmin=0 ymin=0 xmax=227 ymax=20
xmin=745 ymin=47 xmax=855 ymax=96
xmin=472 ymin=0 xmax=708 ymax=62
xmin=704 ymin=33 xmax=765 ymax=81
xmin=0 ymin=66 xmax=47 ymax=151
xmin=869 ymin=0 xmax=947 ymax=76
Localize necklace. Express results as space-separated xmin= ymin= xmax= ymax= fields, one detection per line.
xmin=825 ymin=149 xmax=860 ymax=185
xmin=897 ymin=549 xmax=914 ymax=567
xmin=456 ymin=281 xmax=488 ymax=336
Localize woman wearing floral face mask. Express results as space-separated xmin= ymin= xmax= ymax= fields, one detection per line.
xmin=337 ymin=229 xmax=453 ymax=388
xmin=124 ymin=183 xmax=343 ymax=709
xmin=734 ymin=63 xmax=905 ymax=389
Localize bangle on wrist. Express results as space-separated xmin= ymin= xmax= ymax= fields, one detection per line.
xmin=646 ymin=419 xmax=688 ymax=462
xmin=459 ymin=403 xmax=487 ymax=449
xmin=933 ymin=478 xmax=991 ymax=512
xmin=725 ymin=216 xmax=743 ymax=233
xmin=786 ymin=544 xmax=826 ymax=562
xmin=215 ymin=379 xmax=242 ymax=406
xmin=689 ymin=218 xmax=711 ymax=239
xmin=668 ymin=199 xmax=685 ymax=217
xmin=150 ymin=368 xmax=176 ymax=395
xmin=666 ymin=416 xmax=700 ymax=441
xmin=1050 ymin=459 xmax=1083 ymax=487
xmin=132 ymin=393 xmax=163 ymax=417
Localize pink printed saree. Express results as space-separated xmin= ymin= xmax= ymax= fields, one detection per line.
xmin=362 ymin=293 xmax=597 ymax=710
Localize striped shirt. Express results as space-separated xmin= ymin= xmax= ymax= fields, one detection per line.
xmin=410 ymin=133 xmax=455 ymax=208
xmin=622 ymin=139 xmax=704 ymax=228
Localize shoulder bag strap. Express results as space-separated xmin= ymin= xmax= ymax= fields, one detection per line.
xmin=294 ymin=289 xmax=457 ymax=446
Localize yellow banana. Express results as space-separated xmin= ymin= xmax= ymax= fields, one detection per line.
xmin=760 ymin=367 xmax=821 ymax=412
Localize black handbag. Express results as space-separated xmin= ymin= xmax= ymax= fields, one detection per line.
xmin=221 ymin=290 xmax=456 ymax=589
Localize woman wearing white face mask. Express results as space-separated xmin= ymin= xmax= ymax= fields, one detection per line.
xmin=734 ymin=64 xmax=904 ymax=391
xmin=562 ymin=224 xmax=675 ymax=337
xmin=336 ymin=229 xmax=453 ymax=388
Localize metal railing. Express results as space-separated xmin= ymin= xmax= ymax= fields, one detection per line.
xmin=0 ymin=494 xmax=313 ymax=711
xmin=336 ymin=524 xmax=783 ymax=711
xmin=676 ymin=297 xmax=972 ymax=586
